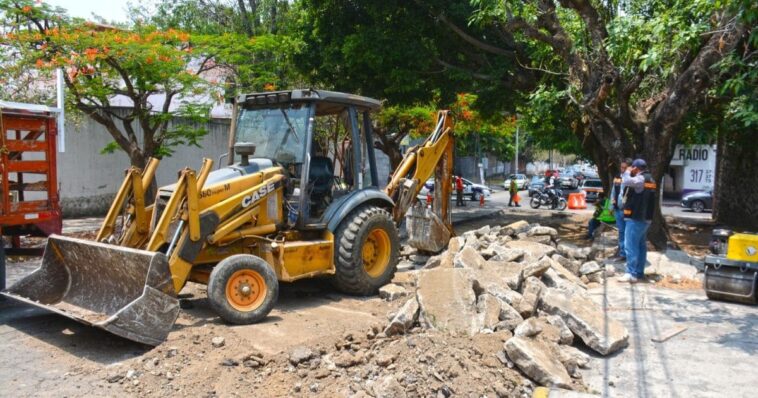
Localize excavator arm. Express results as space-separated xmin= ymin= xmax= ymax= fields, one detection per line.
xmin=384 ymin=111 xmax=454 ymax=252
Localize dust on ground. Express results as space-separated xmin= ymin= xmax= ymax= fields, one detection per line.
xmin=0 ymin=210 xmax=719 ymax=397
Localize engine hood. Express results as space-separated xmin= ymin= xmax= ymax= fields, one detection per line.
xmin=158 ymin=158 xmax=274 ymax=195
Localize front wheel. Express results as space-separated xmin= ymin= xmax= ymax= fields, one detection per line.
xmin=691 ymin=200 xmax=705 ymax=213
xmin=555 ymin=198 xmax=567 ymax=211
xmin=471 ymin=192 xmax=479 ymax=201
xmin=530 ymin=196 xmax=542 ymax=209
xmin=332 ymin=205 xmax=399 ymax=295
xmin=208 ymin=255 xmax=279 ymax=324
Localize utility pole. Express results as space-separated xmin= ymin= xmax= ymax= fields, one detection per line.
xmin=514 ymin=122 xmax=519 ymax=174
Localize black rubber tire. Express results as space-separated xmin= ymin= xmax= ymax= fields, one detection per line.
xmin=207 ymin=254 xmax=279 ymax=324
xmin=556 ymin=198 xmax=568 ymax=211
xmin=530 ymin=196 xmax=541 ymax=209
xmin=332 ymin=205 xmax=399 ymax=295
xmin=691 ymin=200 xmax=705 ymax=213
xmin=471 ymin=192 xmax=479 ymax=201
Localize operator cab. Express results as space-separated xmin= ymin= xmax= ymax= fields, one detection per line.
xmin=231 ymin=89 xmax=383 ymax=228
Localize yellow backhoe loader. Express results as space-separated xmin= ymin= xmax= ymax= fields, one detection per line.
xmin=2 ymin=90 xmax=455 ymax=345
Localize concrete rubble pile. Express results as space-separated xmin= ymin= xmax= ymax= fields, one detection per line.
xmin=380 ymin=220 xmax=629 ymax=391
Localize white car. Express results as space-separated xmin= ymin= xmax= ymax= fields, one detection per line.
xmin=503 ymin=174 xmax=529 ymax=190
xmin=419 ymin=178 xmax=491 ymax=201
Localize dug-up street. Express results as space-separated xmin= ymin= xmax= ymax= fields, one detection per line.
xmin=0 ymin=194 xmax=755 ymax=398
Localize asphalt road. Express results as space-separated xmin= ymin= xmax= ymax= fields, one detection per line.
xmin=476 ymin=188 xmax=712 ymax=222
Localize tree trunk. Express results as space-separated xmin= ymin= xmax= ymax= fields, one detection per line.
xmin=714 ymin=129 xmax=758 ymax=229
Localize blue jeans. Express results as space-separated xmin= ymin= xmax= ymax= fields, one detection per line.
xmin=624 ymin=219 xmax=650 ymax=278
xmin=615 ymin=209 xmax=626 ymax=256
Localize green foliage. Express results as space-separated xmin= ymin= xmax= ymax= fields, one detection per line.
xmin=518 ymin=85 xmax=584 ymax=155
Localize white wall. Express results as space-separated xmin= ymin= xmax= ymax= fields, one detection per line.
xmin=58 ymin=114 xmax=232 ymax=216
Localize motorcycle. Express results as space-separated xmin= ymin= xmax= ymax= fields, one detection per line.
xmin=530 ymin=188 xmax=567 ymax=210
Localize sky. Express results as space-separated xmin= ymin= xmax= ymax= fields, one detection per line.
xmin=43 ymin=0 xmax=132 ymax=23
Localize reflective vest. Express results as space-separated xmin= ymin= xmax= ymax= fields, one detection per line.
xmin=622 ymin=173 xmax=656 ymax=221
xmin=612 ymin=175 xmax=623 ymax=210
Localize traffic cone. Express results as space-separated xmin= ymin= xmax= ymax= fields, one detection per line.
xmin=479 ymin=194 xmax=485 ymax=207
xmin=568 ymin=193 xmax=587 ymax=209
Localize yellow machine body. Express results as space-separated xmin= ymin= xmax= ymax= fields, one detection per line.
xmin=2 ymin=90 xmax=454 ymax=345
xmin=726 ymin=233 xmax=758 ymax=263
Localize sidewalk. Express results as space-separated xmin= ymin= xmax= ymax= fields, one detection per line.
xmin=580 ymin=279 xmax=758 ymax=397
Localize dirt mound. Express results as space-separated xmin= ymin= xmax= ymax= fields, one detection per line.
xmin=97 ymin=320 xmax=534 ymax=397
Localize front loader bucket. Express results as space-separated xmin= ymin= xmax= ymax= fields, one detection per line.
xmin=406 ymin=204 xmax=451 ymax=253
xmin=1 ymin=235 xmax=179 ymax=346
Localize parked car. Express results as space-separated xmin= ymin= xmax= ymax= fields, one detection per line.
xmin=503 ymin=174 xmax=529 ymax=190
xmin=580 ymin=178 xmax=604 ymax=202
xmin=557 ymin=173 xmax=579 ymax=190
xmin=420 ymin=177 xmax=492 ymax=201
xmin=528 ymin=176 xmax=545 ymax=197
xmin=681 ymin=190 xmax=713 ymax=213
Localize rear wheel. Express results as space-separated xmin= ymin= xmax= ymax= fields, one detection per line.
xmin=208 ymin=255 xmax=278 ymax=324
xmin=332 ymin=205 xmax=399 ymax=295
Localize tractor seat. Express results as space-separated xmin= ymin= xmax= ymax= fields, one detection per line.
xmin=309 ymin=156 xmax=334 ymax=196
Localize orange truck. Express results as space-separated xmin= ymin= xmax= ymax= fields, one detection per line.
xmin=0 ymin=102 xmax=62 ymax=289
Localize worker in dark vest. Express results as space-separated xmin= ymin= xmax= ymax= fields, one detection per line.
xmin=609 ymin=158 xmax=632 ymax=261
xmin=618 ymin=158 xmax=657 ymax=283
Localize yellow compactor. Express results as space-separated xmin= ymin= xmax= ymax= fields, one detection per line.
xmin=2 ymin=90 xmax=455 ymax=345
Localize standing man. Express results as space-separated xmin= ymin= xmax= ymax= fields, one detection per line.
xmin=508 ymin=176 xmax=520 ymax=207
xmin=455 ymin=175 xmax=465 ymax=207
xmin=618 ymin=159 xmax=657 ymax=283
xmin=610 ymin=158 xmax=632 ymax=261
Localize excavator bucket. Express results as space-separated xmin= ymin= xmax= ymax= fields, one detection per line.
xmin=406 ymin=203 xmax=451 ymax=253
xmin=1 ymin=235 xmax=179 ymax=345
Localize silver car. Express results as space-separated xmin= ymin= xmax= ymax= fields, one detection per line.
xmin=504 ymin=174 xmax=529 ymax=190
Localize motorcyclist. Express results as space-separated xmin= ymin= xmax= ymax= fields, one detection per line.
xmin=543 ymin=170 xmax=559 ymax=207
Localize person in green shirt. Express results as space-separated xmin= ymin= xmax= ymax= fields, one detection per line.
xmin=508 ymin=177 xmax=520 ymax=207
xmin=586 ymin=192 xmax=606 ymax=239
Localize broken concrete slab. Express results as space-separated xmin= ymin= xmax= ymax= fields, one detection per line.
xmin=557 ymin=345 xmax=590 ymax=374
xmin=579 ymin=261 xmax=601 ymax=276
xmin=557 ymin=243 xmax=590 ymax=260
xmin=417 ymin=268 xmax=480 ymax=335
xmin=551 ymin=254 xmax=581 ymax=276
xmin=545 ymin=258 xmax=586 ymax=288
xmin=491 ymin=247 xmax=526 ymax=263
xmin=523 ymin=256 xmax=553 ymax=279
xmin=384 ymin=297 xmax=419 ymax=336
xmin=497 ymin=299 xmax=525 ymax=331
xmin=474 ymin=225 xmax=491 ymax=237
xmin=518 ymin=277 xmax=545 ymax=318
xmin=378 ymin=283 xmax=407 ymax=301
xmin=431 ymin=251 xmax=455 ymax=269
xmin=486 ymin=284 xmax=523 ymax=309
xmin=453 ymin=246 xmax=486 ymax=269
xmin=523 ymin=235 xmax=554 ymax=246
xmin=528 ymin=225 xmax=558 ymax=237
xmin=508 ymin=240 xmax=557 ymax=260
xmin=502 ymin=220 xmax=531 ymax=236
xmin=448 ymin=236 xmax=465 ymax=254
xmin=540 ymin=288 xmax=629 ymax=356
xmin=477 ymin=293 xmax=502 ymax=331
xmin=504 ymin=337 xmax=573 ymax=389
xmin=514 ymin=317 xmax=543 ymax=338
xmin=545 ymin=315 xmax=574 ymax=345
xmin=644 ymin=249 xmax=699 ymax=279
